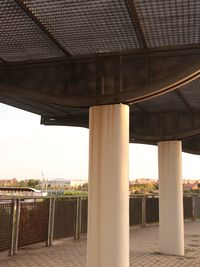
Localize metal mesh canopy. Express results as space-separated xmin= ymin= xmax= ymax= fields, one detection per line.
xmin=23 ymin=0 xmax=140 ymax=55
xmin=0 ymin=0 xmax=64 ymax=62
xmin=0 ymin=0 xmax=199 ymax=62
xmin=134 ymin=0 xmax=200 ymax=47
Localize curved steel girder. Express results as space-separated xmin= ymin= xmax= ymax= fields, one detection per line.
xmin=130 ymin=111 xmax=200 ymax=142
xmin=129 ymin=138 xmax=200 ymax=155
xmin=182 ymin=136 xmax=200 ymax=155
xmin=131 ymin=136 xmax=200 ymax=156
xmin=2 ymin=94 xmax=200 ymax=155
xmin=41 ymin=112 xmax=200 ymax=155
xmin=41 ymin=110 xmax=200 ymax=142
xmin=0 ymin=53 xmax=199 ymax=107
xmin=41 ymin=115 xmax=89 ymax=128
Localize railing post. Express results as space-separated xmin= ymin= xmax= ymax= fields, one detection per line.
xmin=9 ymin=199 xmax=17 ymax=256
xmin=78 ymin=197 xmax=82 ymax=239
xmin=74 ymin=196 xmax=80 ymax=240
xmin=192 ymin=195 xmax=196 ymax=221
xmin=50 ymin=197 xmax=56 ymax=245
xmin=142 ymin=195 xmax=146 ymax=227
xmin=47 ymin=198 xmax=52 ymax=247
xmin=14 ymin=199 xmax=21 ymax=255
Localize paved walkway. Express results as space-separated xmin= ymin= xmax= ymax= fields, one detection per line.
xmin=0 ymin=221 xmax=200 ymax=267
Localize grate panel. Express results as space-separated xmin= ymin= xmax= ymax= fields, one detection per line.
xmin=184 ymin=197 xmax=193 ymax=219
xmin=129 ymin=197 xmax=142 ymax=226
xmin=0 ymin=201 xmax=13 ymax=252
xmin=81 ymin=199 xmax=88 ymax=234
xmin=146 ymin=197 xmax=159 ymax=223
xmin=23 ymin=0 xmax=140 ymax=55
xmin=0 ymin=1 xmax=64 ymax=62
xmin=195 ymin=196 xmax=200 ymax=218
xmin=134 ymin=0 xmax=200 ymax=48
xmin=53 ymin=198 xmax=76 ymax=239
xmin=18 ymin=200 xmax=49 ymax=247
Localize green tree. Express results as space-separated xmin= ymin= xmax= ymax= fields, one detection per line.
xmin=27 ymin=179 xmax=40 ymax=188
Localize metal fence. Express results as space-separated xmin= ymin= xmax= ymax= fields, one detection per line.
xmin=0 ymin=202 xmax=13 ymax=252
xmin=18 ymin=200 xmax=49 ymax=247
xmin=53 ymin=198 xmax=77 ymax=240
xmin=129 ymin=196 xmax=142 ymax=226
xmin=0 ymin=194 xmax=200 ymax=255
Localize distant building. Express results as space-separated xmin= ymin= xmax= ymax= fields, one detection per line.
xmin=47 ymin=180 xmax=71 ymax=187
xmin=135 ymin=179 xmax=156 ymax=184
xmin=183 ymin=181 xmax=199 ymax=191
xmin=0 ymin=178 xmax=18 ymax=186
xmin=47 ymin=179 xmax=87 ymax=188
xmin=182 ymin=179 xmax=200 ymax=184
xmin=70 ymin=180 xmax=87 ymax=187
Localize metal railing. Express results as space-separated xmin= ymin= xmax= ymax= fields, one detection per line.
xmin=0 ymin=194 xmax=199 ymax=256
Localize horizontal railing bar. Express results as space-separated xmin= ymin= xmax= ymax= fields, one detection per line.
xmin=0 ymin=193 xmax=195 ymax=200
xmin=0 ymin=193 xmax=199 ymax=202
xmin=0 ymin=195 xmax=80 ymax=201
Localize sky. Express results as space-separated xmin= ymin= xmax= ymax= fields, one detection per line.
xmin=0 ymin=103 xmax=200 ymax=181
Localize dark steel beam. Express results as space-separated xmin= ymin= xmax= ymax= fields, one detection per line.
xmin=182 ymin=135 xmax=200 ymax=155
xmin=124 ymin=0 xmax=148 ymax=49
xmin=41 ymin=115 xmax=88 ymax=128
xmin=41 ymin=102 xmax=72 ymax=116
xmin=130 ymin=111 xmax=200 ymax=142
xmin=41 ymin=110 xmax=200 ymax=144
xmin=175 ymin=90 xmax=192 ymax=109
xmin=1 ymin=44 xmax=200 ymax=69
xmin=14 ymin=0 xmax=71 ymax=57
xmin=0 ymin=95 xmax=50 ymax=115
xmin=0 ymin=94 xmax=76 ymax=117
xmin=129 ymin=71 xmax=200 ymax=106
xmin=0 ymin=56 xmax=6 ymax=64
xmin=0 ymin=52 xmax=199 ymax=108
xmin=131 ymin=136 xmax=200 ymax=156
xmin=134 ymin=103 xmax=147 ymax=112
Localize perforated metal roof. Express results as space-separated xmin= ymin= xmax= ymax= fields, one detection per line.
xmin=22 ymin=0 xmax=140 ymax=55
xmin=0 ymin=0 xmax=65 ymax=62
xmin=0 ymin=0 xmax=199 ymax=63
xmin=134 ymin=0 xmax=200 ymax=47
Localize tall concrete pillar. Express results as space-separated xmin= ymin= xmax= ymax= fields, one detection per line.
xmin=158 ymin=140 xmax=184 ymax=256
xmin=87 ymin=104 xmax=129 ymax=267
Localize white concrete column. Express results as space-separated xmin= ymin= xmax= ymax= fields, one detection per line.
xmin=158 ymin=140 xmax=184 ymax=256
xmin=87 ymin=104 xmax=129 ymax=267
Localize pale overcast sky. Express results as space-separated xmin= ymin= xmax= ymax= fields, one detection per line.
xmin=0 ymin=103 xmax=199 ymax=181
